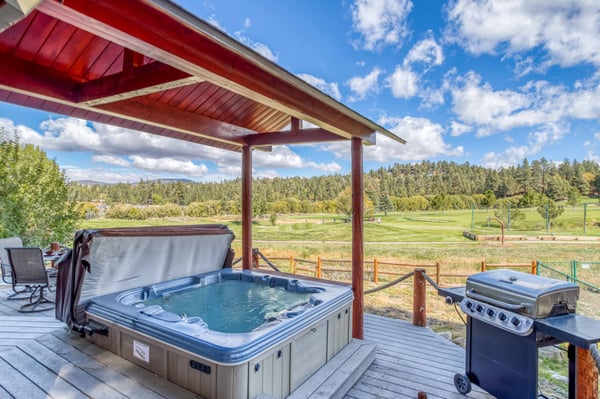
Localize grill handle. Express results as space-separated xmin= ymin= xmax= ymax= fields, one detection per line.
xmin=466 ymin=290 xmax=526 ymax=311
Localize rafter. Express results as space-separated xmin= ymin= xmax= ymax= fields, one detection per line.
xmin=77 ymin=61 xmax=202 ymax=106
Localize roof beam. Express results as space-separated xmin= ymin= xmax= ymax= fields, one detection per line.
xmin=245 ymin=128 xmax=354 ymax=147
xmin=95 ymin=96 xmax=253 ymax=146
xmin=0 ymin=53 xmax=78 ymax=102
xmin=77 ymin=61 xmax=202 ymax=106
xmin=37 ymin=0 xmax=380 ymax=143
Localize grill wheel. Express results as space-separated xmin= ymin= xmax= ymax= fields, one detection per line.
xmin=454 ymin=373 xmax=472 ymax=394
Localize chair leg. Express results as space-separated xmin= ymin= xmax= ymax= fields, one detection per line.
xmin=18 ymin=286 xmax=54 ymax=313
xmin=7 ymin=285 xmax=32 ymax=300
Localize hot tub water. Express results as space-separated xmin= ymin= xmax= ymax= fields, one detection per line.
xmin=132 ymin=279 xmax=316 ymax=333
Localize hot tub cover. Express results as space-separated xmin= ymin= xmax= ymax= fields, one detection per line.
xmin=55 ymin=224 xmax=235 ymax=329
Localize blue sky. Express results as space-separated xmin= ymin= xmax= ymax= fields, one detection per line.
xmin=2 ymin=0 xmax=600 ymax=183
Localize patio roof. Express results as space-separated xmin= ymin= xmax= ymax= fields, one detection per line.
xmin=0 ymin=0 xmax=405 ymax=151
xmin=0 ymin=0 xmax=407 ymax=339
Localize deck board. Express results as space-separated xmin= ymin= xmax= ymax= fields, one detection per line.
xmin=0 ymin=287 xmax=494 ymax=399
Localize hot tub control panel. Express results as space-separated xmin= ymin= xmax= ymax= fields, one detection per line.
xmin=460 ymin=298 xmax=534 ymax=336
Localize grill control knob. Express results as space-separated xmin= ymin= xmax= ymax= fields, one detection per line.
xmin=465 ymin=301 xmax=473 ymax=309
xmin=486 ymin=308 xmax=495 ymax=317
xmin=511 ymin=317 xmax=521 ymax=327
xmin=498 ymin=312 xmax=507 ymax=322
xmin=475 ymin=304 xmax=483 ymax=313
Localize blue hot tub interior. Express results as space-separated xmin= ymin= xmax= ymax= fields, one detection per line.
xmin=122 ymin=271 xmax=325 ymax=333
xmin=85 ymin=269 xmax=353 ymax=364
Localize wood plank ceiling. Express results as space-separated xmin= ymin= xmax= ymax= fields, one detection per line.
xmin=0 ymin=0 xmax=405 ymax=153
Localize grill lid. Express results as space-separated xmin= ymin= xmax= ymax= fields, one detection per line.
xmin=466 ymin=269 xmax=579 ymax=318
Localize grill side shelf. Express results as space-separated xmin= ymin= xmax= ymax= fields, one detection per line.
xmin=535 ymin=314 xmax=600 ymax=348
xmin=437 ymin=286 xmax=465 ymax=304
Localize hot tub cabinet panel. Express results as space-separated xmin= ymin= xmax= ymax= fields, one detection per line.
xmin=85 ymin=301 xmax=352 ymax=399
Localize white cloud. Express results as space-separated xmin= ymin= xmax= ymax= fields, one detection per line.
xmin=446 ymin=71 xmax=600 ymax=137
xmin=91 ymin=155 xmax=130 ymax=167
xmin=351 ymin=0 xmax=413 ymax=51
xmin=388 ymin=65 xmax=418 ymax=99
xmin=325 ymin=116 xmax=462 ymax=162
xmin=376 ymin=115 xmax=463 ymax=160
xmin=482 ymin=123 xmax=568 ymax=168
xmin=254 ymin=145 xmax=341 ymax=173
xmin=235 ymin=33 xmax=278 ymax=62
xmin=450 ymin=121 xmax=472 ymax=137
xmin=130 ymin=156 xmax=208 ymax=177
xmin=4 ymin=115 xmax=342 ymax=182
xmin=448 ymin=72 xmax=535 ymax=136
xmin=347 ymin=67 xmax=383 ymax=101
xmin=0 ymin=118 xmax=43 ymax=144
xmin=446 ymin=0 xmax=600 ymax=69
xmin=203 ymin=14 xmax=277 ymax=62
xmin=306 ymin=161 xmax=342 ymax=173
xmin=297 ymin=74 xmax=342 ymax=100
xmin=405 ymin=35 xmax=444 ymax=67
xmin=64 ymin=167 xmax=144 ymax=183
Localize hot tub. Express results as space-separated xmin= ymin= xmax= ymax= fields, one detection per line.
xmin=55 ymin=225 xmax=353 ymax=399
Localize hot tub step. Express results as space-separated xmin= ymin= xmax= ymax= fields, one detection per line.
xmin=286 ymin=338 xmax=376 ymax=399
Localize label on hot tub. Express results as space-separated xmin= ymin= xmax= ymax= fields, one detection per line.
xmin=133 ymin=340 xmax=150 ymax=363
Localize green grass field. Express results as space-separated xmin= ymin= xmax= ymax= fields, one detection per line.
xmin=79 ymin=205 xmax=600 ymax=265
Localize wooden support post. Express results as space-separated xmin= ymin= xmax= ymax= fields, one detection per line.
xmin=241 ymin=145 xmax=252 ymax=270
xmin=351 ymin=137 xmax=364 ymax=339
xmin=532 ymin=260 xmax=537 ymax=275
xmin=577 ymin=347 xmax=598 ymax=399
xmin=292 ymin=259 xmax=297 ymax=274
xmin=435 ymin=262 xmax=440 ymax=287
xmin=413 ymin=268 xmax=426 ymax=327
xmin=481 ymin=260 xmax=486 ymax=272
xmin=373 ymin=258 xmax=379 ymax=284
xmin=317 ymin=256 xmax=322 ymax=278
xmin=290 ymin=255 xmax=294 ymax=273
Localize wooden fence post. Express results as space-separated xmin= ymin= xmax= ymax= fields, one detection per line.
xmin=292 ymin=259 xmax=297 ymax=275
xmin=435 ymin=262 xmax=440 ymax=287
xmin=317 ymin=256 xmax=322 ymax=278
xmin=531 ymin=260 xmax=537 ymax=275
xmin=373 ymin=258 xmax=379 ymax=283
xmin=481 ymin=260 xmax=486 ymax=272
xmin=577 ymin=347 xmax=598 ymax=399
xmin=413 ymin=268 xmax=426 ymax=327
xmin=252 ymin=249 xmax=259 ymax=268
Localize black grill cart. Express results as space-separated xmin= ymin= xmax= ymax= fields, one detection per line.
xmin=439 ymin=270 xmax=600 ymax=399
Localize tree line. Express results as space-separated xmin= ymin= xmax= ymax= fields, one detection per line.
xmin=71 ymin=158 xmax=600 ymax=221
xmin=0 ymin=129 xmax=77 ymax=245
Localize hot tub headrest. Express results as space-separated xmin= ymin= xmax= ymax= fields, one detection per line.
xmin=55 ymin=224 xmax=234 ymax=327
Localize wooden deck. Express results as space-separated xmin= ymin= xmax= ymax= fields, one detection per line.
xmin=0 ymin=286 xmax=494 ymax=399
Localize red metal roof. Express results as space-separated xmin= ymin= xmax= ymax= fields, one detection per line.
xmin=0 ymin=0 xmax=405 ymax=152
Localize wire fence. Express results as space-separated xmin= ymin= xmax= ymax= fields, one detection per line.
xmin=537 ymin=260 xmax=600 ymax=292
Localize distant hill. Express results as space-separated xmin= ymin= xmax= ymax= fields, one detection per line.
xmin=73 ymin=178 xmax=195 ymax=186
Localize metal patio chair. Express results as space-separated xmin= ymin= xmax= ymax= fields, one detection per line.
xmin=6 ymin=247 xmax=54 ymax=313
xmin=0 ymin=236 xmax=31 ymax=300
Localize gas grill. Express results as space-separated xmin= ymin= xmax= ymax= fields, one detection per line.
xmin=439 ymin=269 xmax=600 ymax=399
